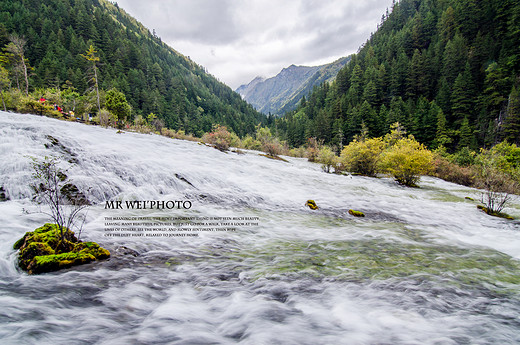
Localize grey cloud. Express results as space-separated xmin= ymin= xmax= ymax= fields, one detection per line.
xmin=115 ymin=0 xmax=394 ymax=88
xmin=117 ymin=0 xmax=240 ymax=44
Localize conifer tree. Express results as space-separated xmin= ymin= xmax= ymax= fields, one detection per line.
xmin=450 ymin=64 xmax=475 ymax=124
xmin=348 ymin=64 xmax=363 ymax=104
xmin=105 ymin=89 xmax=131 ymax=124
xmin=502 ymin=86 xmax=520 ymax=144
xmin=458 ymin=116 xmax=474 ymax=149
xmin=81 ymin=45 xmax=101 ymax=111
xmin=5 ymin=35 xmax=30 ymax=95
xmin=0 ymin=65 xmax=8 ymax=111
xmin=434 ymin=105 xmax=451 ymax=148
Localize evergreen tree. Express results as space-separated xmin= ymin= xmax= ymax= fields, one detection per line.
xmin=458 ymin=116 xmax=474 ymax=149
xmin=442 ymin=31 xmax=467 ymax=85
xmin=5 ymin=34 xmax=30 ymax=95
xmin=359 ymin=100 xmax=379 ymax=137
xmin=363 ymin=80 xmax=378 ymax=106
xmin=105 ymin=88 xmax=131 ymax=123
xmin=433 ymin=105 xmax=452 ymax=148
xmin=0 ymin=65 xmax=8 ymax=111
xmin=406 ymin=49 xmax=426 ymax=99
xmin=450 ymin=64 xmax=475 ymax=125
xmin=348 ymin=64 xmax=363 ymax=104
xmin=502 ymin=86 xmax=520 ymax=144
xmin=81 ymin=45 xmax=101 ymax=111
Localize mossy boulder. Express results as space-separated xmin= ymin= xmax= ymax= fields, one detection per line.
xmin=306 ymin=200 xmax=319 ymax=210
xmin=28 ymin=252 xmax=96 ymax=274
xmin=348 ymin=209 xmax=365 ymax=217
xmin=477 ymin=205 xmax=514 ymax=220
xmin=14 ymin=223 xmax=77 ymax=251
xmin=60 ymin=183 xmax=91 ymax=205
xmin=0 ymin=186 xmax=8 ymax=201
xmin=259 ymin=153 xmax=289 ymax=162
xmin=73 ymin=241 xmax=110 ymax=260
xmin=13 ymin=223 xmax=110 ymax=274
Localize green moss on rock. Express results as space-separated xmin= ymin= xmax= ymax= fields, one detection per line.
xmin=19 ymin=242 xmax=56 ymax=271
xmin=28 ymin=252 xmax=96 ymax=274
xmin=259 ymin=153 xmax=289 ymax=162
xmin=348 ymin=209 xmax=365 ymax=217
xmin=477 ymin=205 xmax=515 ymax=220
xmin=0 ymin=186 xmax=8 ymax=201
xmin=306 ymin=200 xmax=319 ymax=210
xmin=73 ymin=242 xmax=111 ymax=260
xmin=13 ymin=223 xmax=110 ymax=274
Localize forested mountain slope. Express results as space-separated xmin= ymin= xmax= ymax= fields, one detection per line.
xmin=276 ymin=0 xmax=520 ymax=150
xmin=0 ymin=0 xmax=265 ymax=136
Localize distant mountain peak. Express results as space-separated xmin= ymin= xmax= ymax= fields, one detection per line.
xmin=236 ymin=56 xmax=350 ymax=115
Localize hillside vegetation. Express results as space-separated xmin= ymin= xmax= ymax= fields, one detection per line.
xmin=0 ymin=0 xmax=265 ymax=136
xmin=274 ymin=0 xmax=520 ymax=150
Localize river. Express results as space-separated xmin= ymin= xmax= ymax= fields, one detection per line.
xmin=0 ymin=111 xmax=519 ymax=344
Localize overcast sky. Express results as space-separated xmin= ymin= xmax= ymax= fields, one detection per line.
xmin=114 ymin=0 xmax=394 ymax=89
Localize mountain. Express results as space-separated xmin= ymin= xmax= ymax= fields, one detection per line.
xmin=275 ymin=0 xmax=520 ymax=150
xmin=236 ymin=57 xmax=350 ymax=115
xmin=0 ymin=0 xmax=265 ymax=136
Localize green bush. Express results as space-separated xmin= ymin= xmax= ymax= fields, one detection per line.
xmin=242 ymin=134 xmax=262 ymax=150
xmin=105 ymin=89 xmax=131 ymax=124
xmin=317 ymin=146 xmax=338 ymax=173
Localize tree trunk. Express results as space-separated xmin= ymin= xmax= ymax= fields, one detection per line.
xmin=0 ymin=87 xmax=5 ymax=111
xmin=21 ymin=56 xmax=29 ymax=96
xmin=94 ymin=65 xmax=100 ymax=111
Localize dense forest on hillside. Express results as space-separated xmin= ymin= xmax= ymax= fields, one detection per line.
xmin=0 ymin=0 xmax=265 ymax=136
xmin=275 ymin=0 xmax=520 ymax=151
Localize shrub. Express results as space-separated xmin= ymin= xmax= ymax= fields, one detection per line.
xmin=432 ymin=156 xmax=475 ymax=187
xmin=480 ymin=142 xmax=520 ymax=177
xmin=134 ymin=114 xmax=147 ymax=127
xmin=288 ymin=146 xmax=307 ymax=158
xmin=380 ymin=137 xmax=434 ymax=187
xmin=3 ymin=89 xmax=23 ymax=110
xmin=242 ymin=135 xmax=262 ymax=150
xmin=473 ymin=144 xmax=519 ymax=215
xmin=317 ymin=146 xmax=339 ymax=173
xmin=18 ymin=96 xmax=42 ymax=114
xmin=105 ymin=89 xmax=131 ymax=124
xmin=96 ymin=108 xmax=117 ymax=128
xmin=474 ymin=165 xmax=518 ymax=215
xmin=255 ymin=126 xmax=284 ymax=157
xmin=29 ymin=156 xmax=89 ymax=242
xmin=202 ymin=125 xmax=232 ymax=151
xmin=229 ymin=131 xmax=242 ymax=148
xmin=306 ymin=137 xmax=321 ymax=162
xmin=161 ymin=127 xmax=176 ymax=138
xmin=451 ymin=146 xmax=476 ymax=167
xmin=340 ymin=137 xmax=385 ymax=176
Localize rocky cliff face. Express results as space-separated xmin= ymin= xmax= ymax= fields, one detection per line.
xmin=236 ymin=56 xmax=350 ymax=115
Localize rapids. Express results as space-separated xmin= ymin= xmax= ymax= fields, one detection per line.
xmin=0 ymin=111 xmax=519 ymax=344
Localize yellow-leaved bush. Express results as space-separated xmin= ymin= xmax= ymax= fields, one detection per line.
xmin=317 ymin=146 xmax=339 ymax=173
xmin=340 ymin=137 xmax=385 ymax=176
xmin=380 ymin=137 xmax=434 ymax=187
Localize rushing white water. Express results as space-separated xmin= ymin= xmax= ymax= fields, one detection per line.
xmin=0 ymin=111 xmax=519 ymax=344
